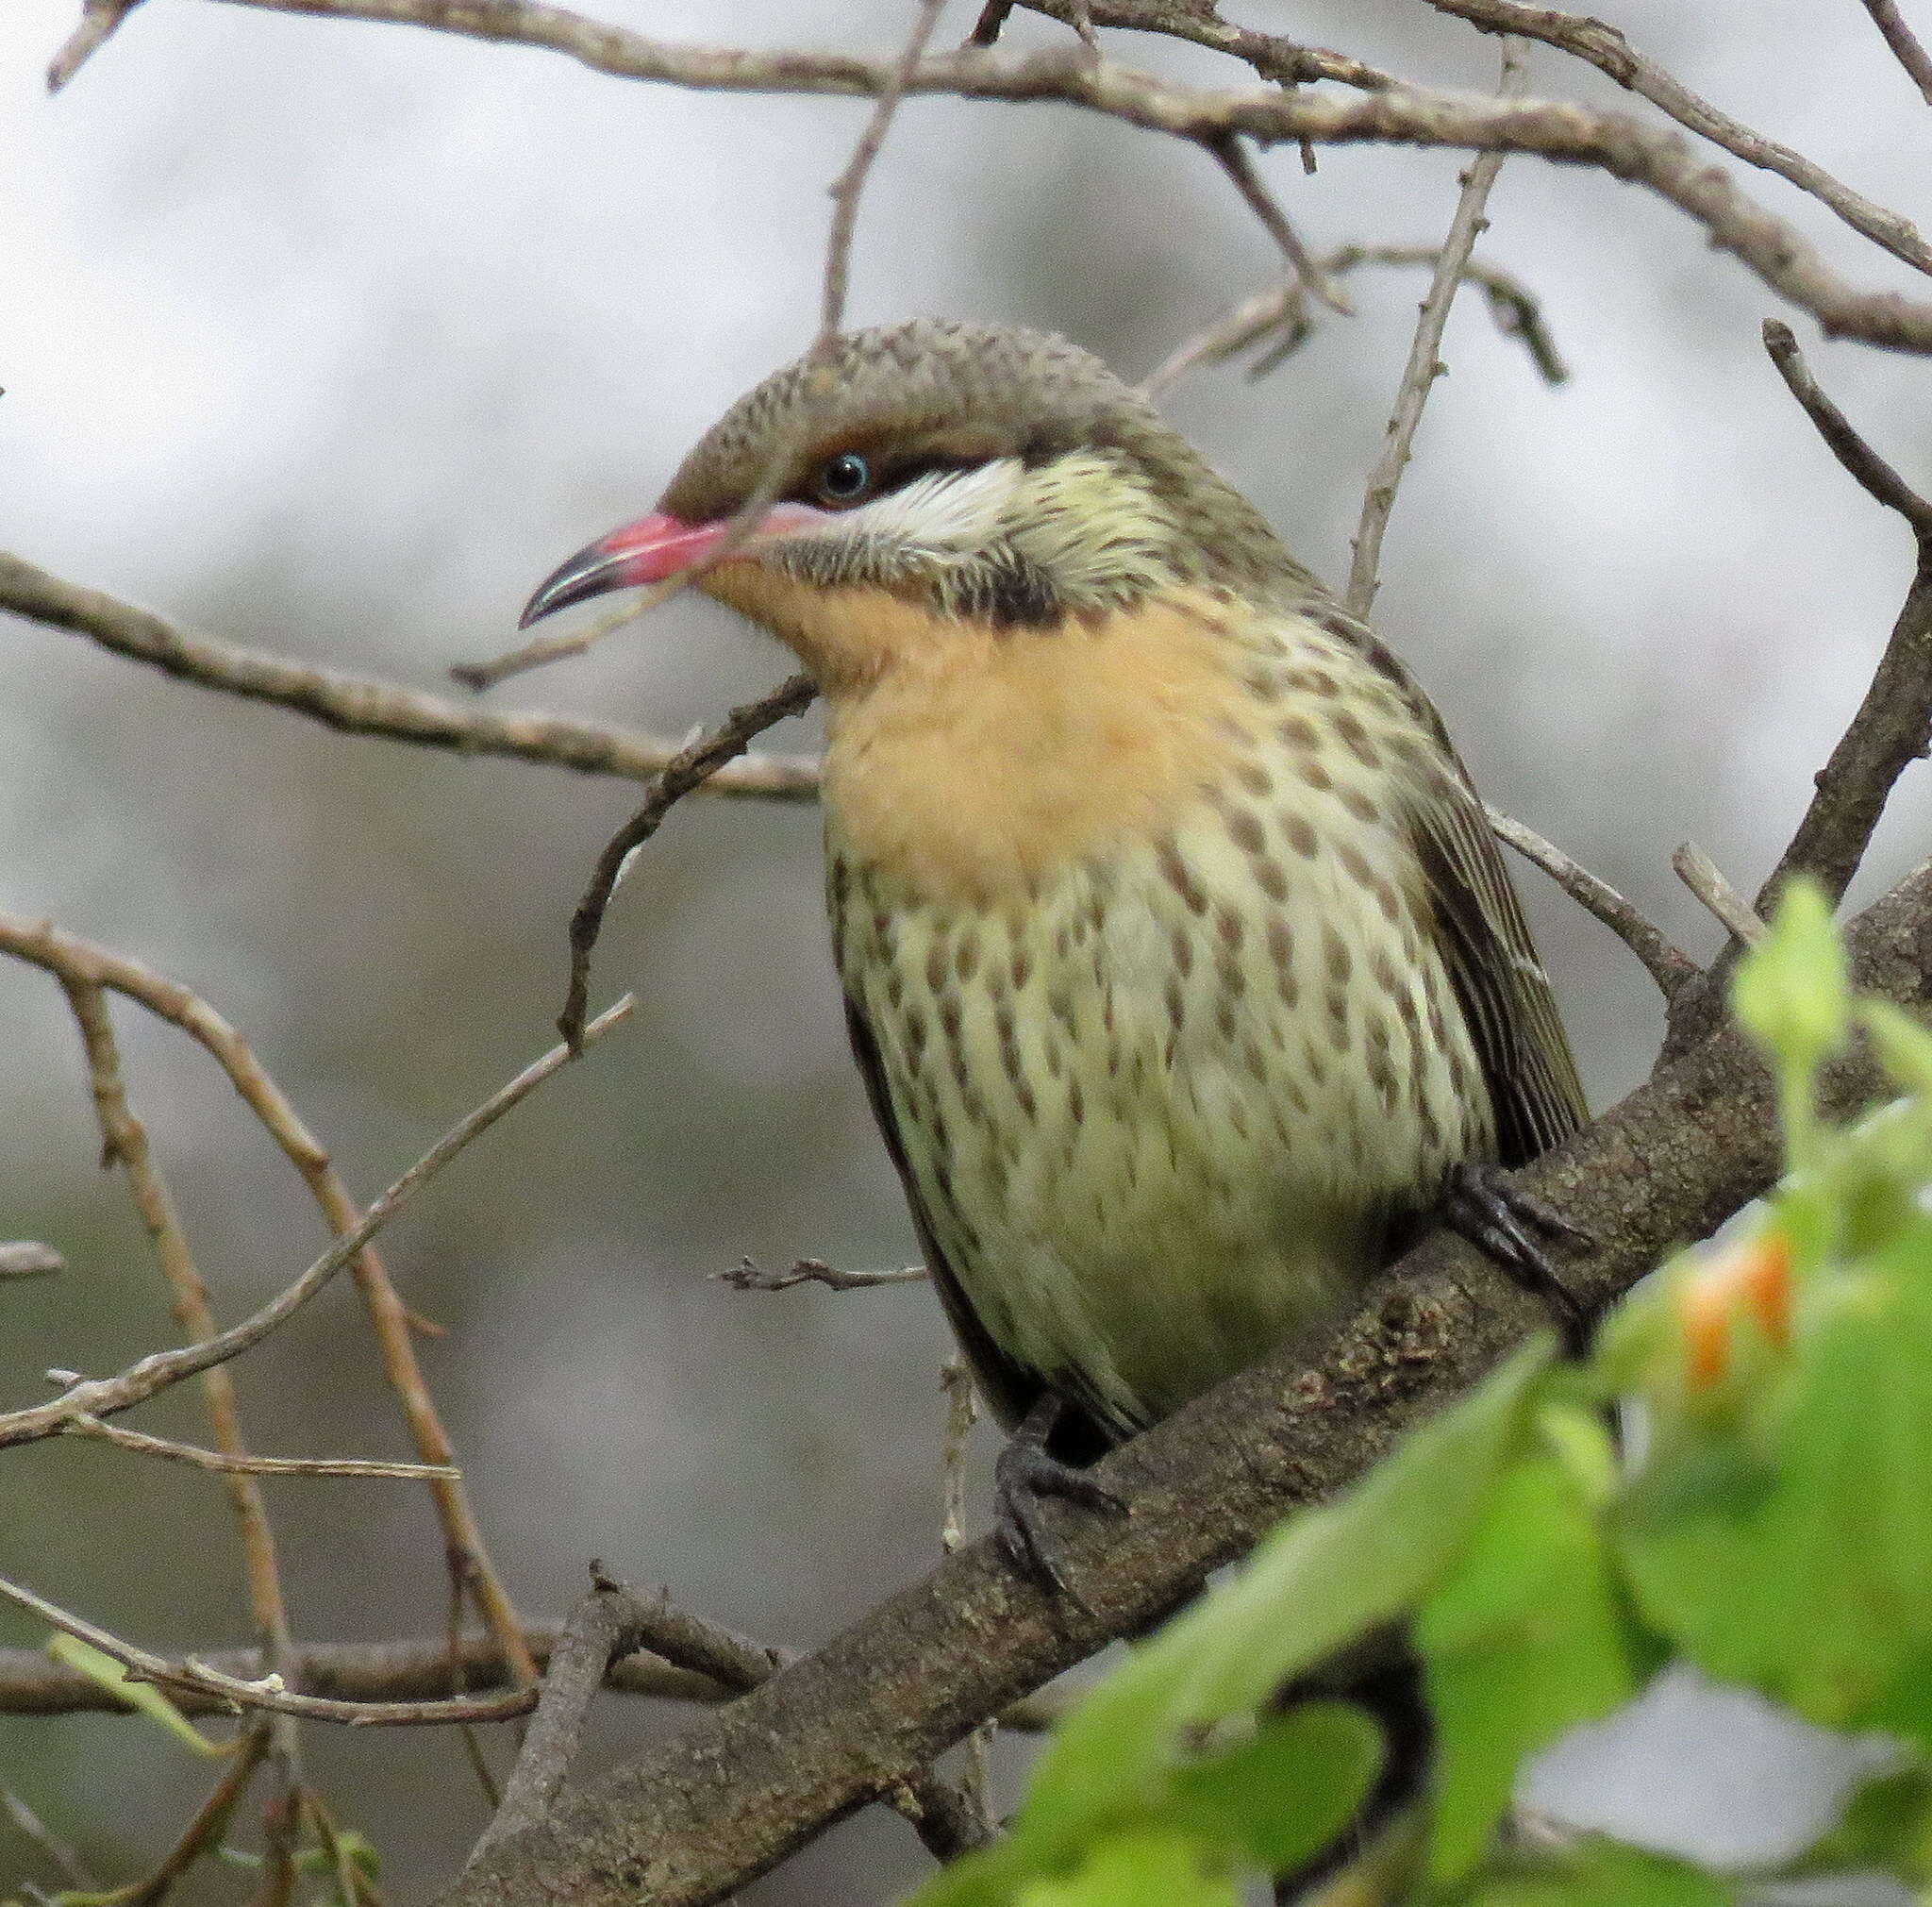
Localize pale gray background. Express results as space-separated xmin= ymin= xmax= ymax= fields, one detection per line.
xmin=3 ymin=0 xmax=1929 ymax=1897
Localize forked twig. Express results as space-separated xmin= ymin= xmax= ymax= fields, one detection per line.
xmin=1140 ymin=243 xmax=1568 ymax=398
xmin=0 ymin=988 xmax=634 ymax=1453
xmin=558 ymin=677 xmax=815 ymax=1049
xmin=720 ymin=1256 xmax=927 ymax=1293
xmin=1202 ymin=132 xmax=1351 ymax=315
xmin=1347 ymin=40 xmax=1525 ymax=618
xmin=1486 ymin=806 xmax=1696 ymax=997
xmin=1749 ymin=323 xmax=1932 ymax=917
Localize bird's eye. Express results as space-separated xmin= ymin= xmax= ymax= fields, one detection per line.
xmin=815 ymin=453 xmax=874 ymax=505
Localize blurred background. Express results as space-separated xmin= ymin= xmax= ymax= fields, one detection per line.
xmin=3 ymin=0 xmax=1930 ymax=1896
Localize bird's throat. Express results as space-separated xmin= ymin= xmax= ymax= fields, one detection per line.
xmin=806 ymin=587 xmax=1260 ymax=909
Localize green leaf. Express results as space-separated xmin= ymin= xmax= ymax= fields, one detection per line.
xmin=44 ymin=1633 xmax=225 ymax=1757
xmin=1730 ymin=879 xmax=1848 ymax=1170
xmin=1170 ymin=1701 xmax=1381 ymax=1875
xmin=1018 ymin=1338 xmax=1555 ymax=1864
xmin=1619 ymin=1249 xmax=1932 ymax=1726
xmin=1417 ymin=1453 xmax=1636 ymax=1882
xmin=1454 ymin=1841 xmax=1735 ymax=1906
xmin=1014 ymin=1831 xmax=1236 ymax=1907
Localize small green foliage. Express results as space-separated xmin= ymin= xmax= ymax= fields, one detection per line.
xmin=914 ymin=901 xmax=1932 ymax=1903
xmin=43 ymin=1633 xmax=227 ymax=1758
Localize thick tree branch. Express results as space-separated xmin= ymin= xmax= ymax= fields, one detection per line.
xmin=444 ymin=861 xmax=1932 ymax=1907
xmin=188 ymin=1 xmax=1932 ymax=353
xmin=0 ymin=553 xmax=819 ymax=797
xmin=1421 ymin=0 xmax=1932 ymax=276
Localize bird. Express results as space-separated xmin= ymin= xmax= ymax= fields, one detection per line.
xmin=520 ymin=317 xmax=1588 ymax=1581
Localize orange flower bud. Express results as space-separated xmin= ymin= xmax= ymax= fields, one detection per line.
xmin=1677 ymin=1232 xmax=1794 ymax=1393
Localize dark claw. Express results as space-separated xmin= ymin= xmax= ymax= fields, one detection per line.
xmin=1442 ymin=1163 xmax=1591 ymax=1354
xmin=993 ymin=1397 xmax=1127 ymax=1604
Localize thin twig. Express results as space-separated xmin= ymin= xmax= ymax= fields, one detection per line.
xmin=940 ymin=1356 xmax=993 ymax=1834
xmin=0 ymin=1571 xmax=537 ymax=1727
xmin=113 ymin=1725 xmax=274 ymax=1907
xmin=0 ymin=554 xmax=818 ymax=796
xmin=821 ymin=0 xmax=951 ymax=341
xmin=45 ymin=0 xmax=146 ymax=90
xmin=64 ymin=1414 xmax=459 ymax=1480
xmin=1486 ymin=805 xmax=1696 ymax=997
xmin=1139 ymin=243 xmax=1567 ymax=398
xmin=55 ymin=975 xmax=304 ymax=1788
xmin=719 ymin=1256 xmax=928 ymax=1292
xmin=0 ymin=913 xmax=550 ymax=1699
xmin=1673 ymin=842 xmax=1766 ymax=949
xmin=1202 ymin=132 xmax=1350 ymax=314
xmin=0 ymin=1626 xmax=1066 ymax=1724
xmin=180 ymin=0 xmax=1932 ymax=352
xmin=466 ymin=1580 xmax=647 ymax=1867
xmin=0 ymin=1242 xmax=63 ymax=1279
xmin=448 ymin=598 xmax=645 ymax=694
xmin=3 ymin=1788 xmax=100 ymax=1890
xmin=1858 ymin=0 xmax=1932 ymax=109
xmin=1761 ymin=320 xmax=1932 ymax=535
xmin=0 ymin=986 xmax=634 ymax=1452
xmin=1747 ymin=323 xmax=1932 ymax=917
xmin=445 ymin=1565 xmax=504 ymax=1813
xmin=1347 ymin=40 xmax=1524 ymax=619
xmin=558 ymin=677 xmax=815 ymax=1049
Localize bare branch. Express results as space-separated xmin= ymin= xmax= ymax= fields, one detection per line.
xmin=108 ymin=1725 xmax=274 ymax=1907
xmin=1486 ymin=805 xmax=1696 ymax=997
xmin=185 ymin=2 xmax=1932 ymax=353
xmin=1348 ymin=42 xmax=1524 ymax=619
xmin=941 ymin=1355 xmax=993 ymax=1834
xmin=0 ymin=912 xmax=551 ymax=1696
xmin=448 ymin=598 xmax=645 ymax=693
xmin=54 ymin=972 xmax=302 ymax=1782
xmin=1857 ymin=0 xmax=1932 ymax=109
xmin=558 ymin=677 xmax=816 ymax=1050
xmin=0 ymin=1570 xmax=536 ymax=1727
xmin=719 ymin=1256 xmax=927 ymax=1292
xmin=1202 ymin=133 xmax=1350 ymax=314
xmin=445 ymin=861 xmax=1932 ymax=1907
xmin=3 ymin=1789 xmax=99 ymax=1891
xmin=0 ymin=1621 xmax=1069 ymax=1725
xmin=822 ymin=0 xmax=950 ymax=339
xmin=1141 ymin=244 xmax=1567 ymax=399
xmin=1422 ymin=0 xmax=1932 ymax=276
xmin=467 ymin=1581 xmax=649 ymax=1867
xmin=1005 ymin=0 xmax=1396 ymax=90
xmin=1673 ymin=841 xmax=1766 ymax=949
xmin=45 ymin=0 xmax=145 ymax=90
xmin=1744 ymin=324 xmax=1932 ymax=920
xmin=64 ymin=1414 xmax=459 ymax=1480
xmin=0 ymin=553 xmax=819 ymax=796
xmin=0 ymin=978 xmax=633 ymax=1453
xmin=1761 ymin=320 xmax=1932 ymax=535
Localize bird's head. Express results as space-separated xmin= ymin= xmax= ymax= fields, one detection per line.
xmin=520 ymin=318 xmax=1305 ymax=694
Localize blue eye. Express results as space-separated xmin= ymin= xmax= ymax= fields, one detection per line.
xmin=817 ymin=453 xmax=873 ymax=503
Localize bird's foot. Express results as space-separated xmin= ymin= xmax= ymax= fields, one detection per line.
xmin=994 ymin=1396 xmax=1127 ymax=1606
xmin=1441 ymin=1163 xmax=1591 ymax=1354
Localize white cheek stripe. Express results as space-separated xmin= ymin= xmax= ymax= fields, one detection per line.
xmin=842 ymin=459 xmax=1028 ymax=558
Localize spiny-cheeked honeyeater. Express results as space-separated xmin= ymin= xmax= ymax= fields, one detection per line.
xmin=523 ymin=317 xmax=1586 ymax=1576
